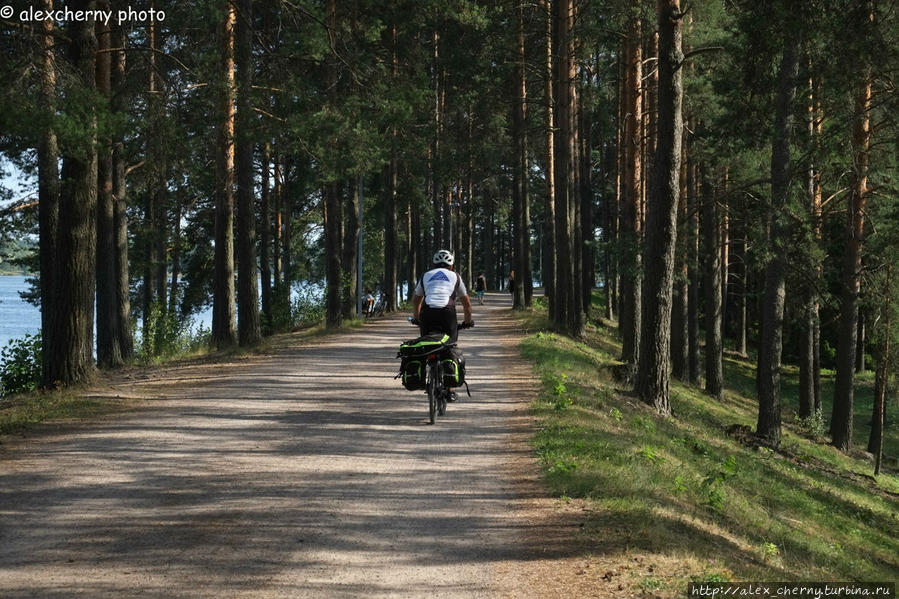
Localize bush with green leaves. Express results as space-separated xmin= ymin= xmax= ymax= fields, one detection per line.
xmin=0 ymin=333 xmax=42 ymax=398
xmin=136 ymin=302 xmax=210 ymax=362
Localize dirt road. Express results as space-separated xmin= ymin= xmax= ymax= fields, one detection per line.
xmin=0 ymin=293 xmax=567 ymax=598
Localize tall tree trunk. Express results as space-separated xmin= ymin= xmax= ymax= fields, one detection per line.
xmin=832 ymin=46 xmax=873 ymax=451
xmin=552 ymin=0 xmax=575 ymax=332
xmin=169 ymin=195 xmax=182 ymax=315
xmin=868 ymin=268 xmax=891 ymax=471
xmin=635 ymin=0 xmax=683 ymax=414
xmin=703 ymin=170 xmax=724 ymax=399
xmin=580 ymin=64 xmax=595 ymax=319
xmin=516 ymin=0 xmax=532 ymax=308
xmin=281 ymin=158 xmax=293 ymax=300
xmin=856 ymin=312 xmax=866 ymax=373
xmin=324 ymin=182 xmax=343 ymax=327
xmin=672 ymin=127 xmax=689 ymax=380
xmin=410 ymin=201 xmax=421 ymax=297
xmin=343 ymin=180 xmax=360 ymax=318
xmin=96 ymin=6 xmax=121 ymax=368
xmin=236 ymin=0 xmax=261 ymax=346
xmin=799 ymin=76 xmax=819 ymax=418
xmin=149 ymin=5 xmax=167 ymax=345
xmin=213 ymin=1 xmax=238 ymax=348
xmin=385 ymin=160 xmax=398 ymax=312
xmin=324 ymin=0 xmax=343 ymax=327
xmin=47 ymin=0 xmax=98 ymax=385
xmin=512 ymin=2 xmax=527 ymax=309
xmin=619 ymin=17 xmax=643 ymax=365
xmin=111 ymin=22 xmax=133 ymax=362
xmin=260 ymin=141 xmax=272 ymax=325
xmin=756 ymin=33 xmax=800 ymax=447
xmin=568 ymin=31 xmax=585 ymax=338
xmin=38 ymin=0 xmax=60 ymax=386
xmin=687 ymin=157 xmax=700 ymax=384
xmin=542 ymin=0 xmax=556 ymax=318
xmin=484 ymin=198 xmax=496 ymax=291
xmin=720 ymin=170 xmax=729 ymax=343
xmin=383 ymin=23 xmax=398 ymax=312
xmin=272 ymin=156 xmax=281 ymax=287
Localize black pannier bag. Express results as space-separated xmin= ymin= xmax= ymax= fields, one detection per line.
xmin=396 ymin=334 xmax=450 ymax=391
xmin=398 ymin=333 xmax=450 ymax=357
xmin=441 ymin=348 xmax=465 ymax=388
xmin=400 ymin=357 xmax=427 ymax=391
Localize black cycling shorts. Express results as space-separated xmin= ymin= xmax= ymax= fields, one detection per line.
xmin=419 ymin=304 xmax=458 ymax=342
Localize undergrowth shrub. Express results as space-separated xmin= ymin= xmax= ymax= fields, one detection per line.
xmin=0 ymin=333 xmax=42 ymax=398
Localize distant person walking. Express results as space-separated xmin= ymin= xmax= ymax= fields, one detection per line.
xmin=507 ymin=270 xmax=516 ymax=298
xmin=475 ymin=272 xmax=487 ymax=305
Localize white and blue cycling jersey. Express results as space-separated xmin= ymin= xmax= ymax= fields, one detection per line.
xmin=414 ymin=268 xmax=467 ymax=309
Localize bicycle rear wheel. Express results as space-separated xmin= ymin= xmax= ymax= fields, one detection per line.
xmin=427 ymin=362 xmax=438 ymax=424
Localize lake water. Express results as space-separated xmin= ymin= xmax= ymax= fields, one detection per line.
xmin=0 ymin=275 xmax=328 ymax=353
xmin=0 ymin=275 xmax=40 ymax=350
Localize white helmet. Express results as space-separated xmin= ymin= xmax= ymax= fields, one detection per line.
xmin=433 ymin=249 xmax=454 ymax=267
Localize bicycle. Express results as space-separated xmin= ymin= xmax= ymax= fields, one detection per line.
xmin=408 ymin=318 xmax=473 ymax=424
xmin=364 ymin=291 xmax=387 ymax=318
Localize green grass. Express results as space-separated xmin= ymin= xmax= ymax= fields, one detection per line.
xmin=518 ymin=302 xmax=899 ymax=590
xmin=0 ymin=388 xmax=116 ymax=435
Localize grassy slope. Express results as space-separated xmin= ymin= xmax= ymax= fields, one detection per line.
xmin=517 ymin=301 xmax=898 ymax=593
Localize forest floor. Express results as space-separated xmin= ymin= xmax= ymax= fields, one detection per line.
xmin=0 ymin=292 xmax=607 ymax=598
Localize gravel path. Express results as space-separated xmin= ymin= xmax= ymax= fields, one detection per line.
xmin=0 ymin=293 xmax=557 ymax=598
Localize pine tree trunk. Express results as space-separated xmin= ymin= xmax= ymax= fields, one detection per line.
xmin=736 ymin=190 xmax=749 ymax=358
xmin=542 ymin=0 xmax=556 ymax=319
xmin=343 ymin=181 xmax=360 ymax=319
xmin=687 ymin=158 xmax=700 ymax=384
xmin=552 ymin=0 xmax=574 ymax=331
xmin=324 ymin=182 xmax=343 ymax=327
xmin=281 ymin=158 xmax=293 ymax=299
xmin=569 ymin=49 xmax=584 ymax=338
xmin=799 ymin=301 xmax=815 ymax=418
xmin=756 ymin=34 xmax=800 ymax=447
xmin=273 ymin=157 xmax=281 ymax=288
xmin=383 ymin=23 xmax=399 ymax=311
xmin=149 ymin=7 xmax=167 ymax=343
xmin=236 ymin=0 xmax=260 ymax=346
xmin=619 ymin=17 xmax=642 ymax=365
xmin=110 ymin=21 xmax=133 ymax=363
xmin=169 ymin=196 xmax=182 ymax=315
xmin=672 ymin=128 xmax=689 ymax=380
xmin=703 ymin=170 xmax=723 ymax=399
xmin=635 ymin=0 xmax=683 ymax=414
xmin=579 ymin=67 xmax=594 ymax=319
xmin=869 ymin=266 xmax=890 ymax=467
xmin=47 ymin=0 xmax=98 ymax=385
xmin=38 ymin=0 xmax=59 ymax=386
xmin=384 ymin=159 xmax=398 ymax=312
xmin=856 ymin=312 xmax=866 ymax=373
xmin=213 ymin=1 xmax=238 ymax=348
xmin=515 ymin=1 xmax=532 ymax=309
xmin=832 ymin=55 xmax=873 ymax=451
xmin=260 ymin=142 xmax=272 ymax=325
xmin=95 ymin=9 xmax=117 ymax=368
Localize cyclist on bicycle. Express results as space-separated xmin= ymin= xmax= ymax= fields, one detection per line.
xmin=412 ymin=249 xmax=473 ymax=343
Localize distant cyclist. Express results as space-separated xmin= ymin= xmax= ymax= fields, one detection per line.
xmin=412 ymin=249 xmax=473 ymax=343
